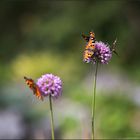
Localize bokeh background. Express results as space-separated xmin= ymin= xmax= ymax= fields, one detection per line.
xmin=0 ymin=0 xmax=140 ymax=139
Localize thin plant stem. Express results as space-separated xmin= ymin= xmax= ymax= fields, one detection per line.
xmin=91 ymin=62 xmax=98 ymax=140
xmin=49 ymin=94 xmax=55 ymax=140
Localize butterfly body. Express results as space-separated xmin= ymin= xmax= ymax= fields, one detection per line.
xmin=82 ymin=32 xmax=96 ymax=62
xmin=24 ymin=76 xmax=43 ymax=101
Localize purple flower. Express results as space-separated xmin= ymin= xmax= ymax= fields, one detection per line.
xmin=94 ymin=41 xmax=112 ymax=64
xmin=84 ymin=41 xmax=112 ymax=64
xmin=36 ymin=74 xmax=62 ymax=98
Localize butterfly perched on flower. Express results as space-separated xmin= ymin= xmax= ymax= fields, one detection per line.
xmin=111 ymin=38 xmax=118 ymax=56
xmin=82 ymin=31 xmax=96 ymax=63
xmin=24 ymin=76 xmax=44 ymax=101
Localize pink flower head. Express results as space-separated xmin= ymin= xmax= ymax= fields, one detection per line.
xmin=36 ymin=74 xmax=62 ymax=98
xmin=94 ymin=41 xmax=112 ymax=64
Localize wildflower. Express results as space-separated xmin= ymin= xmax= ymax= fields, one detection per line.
xmin=82 ymin=32 xmax=117 ymax=139
xmin=36 ymin=74 xmax=62 ymax=98
xmin=94 ymin=41 xmax=112 ymax=64
xmin=85 ymin=41 xmax=112 ymax=64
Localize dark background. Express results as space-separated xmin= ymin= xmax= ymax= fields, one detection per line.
xmin=0 ymin=0 xmax=140 ymax=139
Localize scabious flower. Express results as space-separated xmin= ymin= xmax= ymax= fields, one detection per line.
xmin=94 ymin=41 xmax=112 ymax=64
xmin=36 ymin=74 xmax=62 ymax=98
xmin=84 ymin=41 xmax=112 ymax=64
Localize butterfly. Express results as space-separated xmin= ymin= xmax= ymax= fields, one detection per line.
xmin=111 ymin=38 xmax=118 ymax=56
xmin=24 ymin=76 xmax=44 ymax=101
xmin=82 ymin=31 xmax=96 ymax=62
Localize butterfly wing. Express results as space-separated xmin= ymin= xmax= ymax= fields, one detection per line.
xmin=24 ymin=76 xmax=44 ymax=101
xmin=83 ymin=32 xmax=96 ymax=62
xmin=85 ymin=38 xmax=95 ymax=50
xmin=82 ymin=33 xmax=90 ymax=42
xmin=89 ymin=32 xmax=95 ymax=41
xmin=35 ymin=86 xmax=44 ymax=101
xmin=111 ymin=39 xmax=118 ymax=56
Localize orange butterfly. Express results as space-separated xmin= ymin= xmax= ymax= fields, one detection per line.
xmin=82 ymin=32 xmax=96 ymax=62
xmin=24 ymin=76 xmax=44 ymax=101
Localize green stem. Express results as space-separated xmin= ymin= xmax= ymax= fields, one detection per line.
xmin=49 ymin=95 xmax=55 ymax=140
xmin=91 ymin=62 xmax=98 ymax=140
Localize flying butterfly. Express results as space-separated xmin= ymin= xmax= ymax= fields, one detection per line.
xmin=82 ymin=31 xmax=96 ymax=62
xmin=24 ymin=76 xmax=44 ymax=101
xmin=111 ymin=38 xmax=118 ymax=56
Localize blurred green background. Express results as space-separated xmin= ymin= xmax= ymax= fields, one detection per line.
xmin=0 ymin=0 xmax=140 ymax=139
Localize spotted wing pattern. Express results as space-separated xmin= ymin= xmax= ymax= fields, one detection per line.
xmin=24 ymin=76 xmax=43 ymax=101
